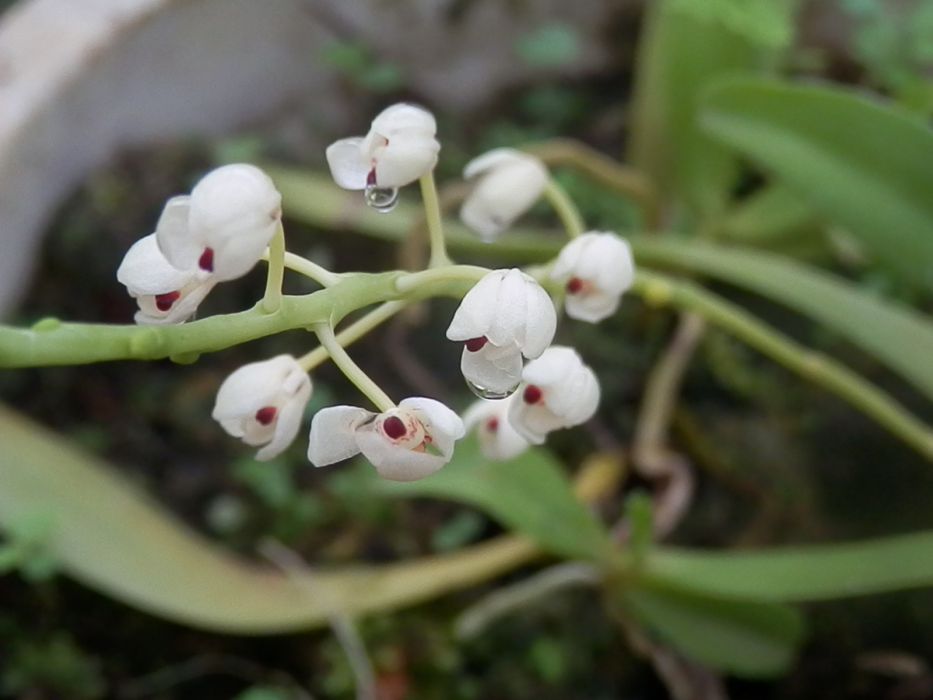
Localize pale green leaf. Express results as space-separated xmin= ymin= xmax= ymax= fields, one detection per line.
xmin=628 ymin=1 xmax=781 ymax=218
xmin=632 ymin=238 xmax=933 ymax=399
xmin=623 ymin=585 xmax=804 ymax=678
xmin=375 ymin=437 xmax=614 ymax=563
xmin=0 ymin=405 xmax=541 ymax=633
xmin=702 ymin=80 xmax=933 ymax=289
xmin=645 ymin=531 xmax=933 ymax=602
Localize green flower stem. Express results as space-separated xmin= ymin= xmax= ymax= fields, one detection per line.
xmin=394 ymin=264 xmax=489 ymax=295
xmin=419 ymin=172 xmax=451 ymax=268
xmin=263 ymin=250 xmax=342 ymax=288
xmin=632 ymin=270 xmax=933 ymax=461
xmin=260 ymin=223 xmax=286 ymax=313
xmin=524 ymin=139 xmax=661 ymax=228
xmin=298 ymin=300 xmax=407 ymax=372
xmin=0 ymin=271 xmax=477 ymax=368
xmin=313 ymin=322 xmax=395 ymax=412
xmin=543 ymin=178 xmax=585 ymax=239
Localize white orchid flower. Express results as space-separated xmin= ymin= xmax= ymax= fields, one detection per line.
xmin=446 ymin=268 xmax=557 ymax=396
xmin=325 ymin=103 xmax=440 ymax=190
xmin=508 ymin=346 xmax=600 ymax=444
xmin=463 ymin=398 xmax=530 ymax=461
xmin=211 ymin=355 xmax=312 ymax=461
xmin=550 ymin=232 xmax=635 ymax=323
xmin=116 ymin=233 xmax=215 ymax=325
xmin=156 ymin=163 xmax=282 ymax=282
xmin=307 ymin=397 xmax=465 ymax=481
xmin=460 ymin=148 xmax=548 ymax=240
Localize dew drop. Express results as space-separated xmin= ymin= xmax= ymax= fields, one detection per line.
xmin=364 ymin=184 xmax=399 ymax=213
xmin=466 ymin=379 xmax=518 ymax=400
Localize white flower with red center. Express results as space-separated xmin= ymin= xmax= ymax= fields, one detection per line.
xmin=446 ymin=268 xmax=557 ymax=396
xmin=460 ymin=148 xmax=548 ymax=240
xmin=549 ymin=232 xmax=635 ymax=323
xmin=117 ymin=164 xmax=282 ymax=323
xmin=211 ymin=355 xmax=313 ymax=461
xmin=156 ymin=163 xmax=282 ymax=282
xmin=463 ymin=399 xmax=530 ymax=461
xmin=508 ymin=346 xmax=600 ymax=444
xmin=116 ymin=233 xmax=215 ymax=325
xmin=307 ymin=397 xmax=465 ymax=482
xmin=325 ymin=103 xmax=440 ymax=190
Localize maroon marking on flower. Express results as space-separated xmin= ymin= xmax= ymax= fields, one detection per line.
xmin=154 ymin=291 xmax=181 ymax=312
xmin=566 ymin=277 xmax=584 ymax=294
xmin=198 ymin=247 xmax=215 ymax=272
xmin=366 ymin=168 xmax=377 ymax=187
xmin=523 ymin=385 xmax=543 ymax=404
xmin=255 ymin=406 xmax=278 ymax=425
xmin=465 ymin=336 xmax=488 ymax=352
xmin=383 ymin=415 xmax=407 ymax=439
xmin=486 ymin=417 xmax=499 ymax=432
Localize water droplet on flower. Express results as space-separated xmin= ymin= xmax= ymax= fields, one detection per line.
xmin=466 ymin=379 xmax=518 ymax=400
xmin=364 ymin=184 xmax=399 ymax=213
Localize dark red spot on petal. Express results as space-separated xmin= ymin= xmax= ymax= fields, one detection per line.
xmin=255 ymin=406 xmax=277 ymax=425
xmin=465 ymin=336 xmax=488 ymax=352
xmin=198 ymin=247 xmax=214 ymax=272
xmin=523 ymin=385 xmax=543 ymax=404
xmin=383 ymin=415 xmax=407 ymax=439
xmin=486 ymin=417 xmax=499 ymax=432
xmin=566 ymin=277 xmax=584 ymax=294
xmin=154 ymin=291 xmax=181 ymax=312
xmin=366 ymin=168 xmax=377 ymax=187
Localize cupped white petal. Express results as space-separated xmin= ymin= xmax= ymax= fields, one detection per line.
xmin=133 ymin=280 xmax=215 ymax=326
xmin=484 ymin=268 xmax=529 ymax=347
xmin=370 ymin=103 xmax=437 ymax=137
xmin=371 ymin=131 xmax=440 ymax=188
xmin=507 ymin=398 xmax=564 ymax=444
xmin=463 ymin=399 xmax=530 ymax=461
xmin=355 ymin=422 xmax=447 ymax=482
xmin=307 ymin=406 xmax=374 ymax=466
xmin=445 ymin=269 xmax=505 ymax=341
xmin=117 ymin=233 xmax=193 ymax=296
xmin=399 ymin=397 xmax=465 ymax=460
xmin=326 ymin=137 xmax=370 ymax=190
xmin=461 ymin=342 xmax=523 ymax=395
xmin=212 ymin=355 xmax=303 ymax=420
xmin=564 ymin=290 xmax=619 ymax=323
xmin=187 ymin=164 xmax=282 ymax=281
xmin=154 ymin=196 xmax=201 ymax=271
xmin=460 ymin=150 xmax=548 ymax=239
xmin=519 ymin=275 xmax=557 ymax=358
xmin=256 ymin=375 xmax=312 ymax=461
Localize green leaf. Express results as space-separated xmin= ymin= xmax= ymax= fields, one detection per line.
xmin=719 ymin=183 xmax=822 ymax=247
xmin=668 ymin=0 xmax=797 ymax=49
xmin=702 ymin=80 xmax=933 ymax=289
xmin=632 ymin=238 xmax=933 ymax=399
xmin=645 ymin=530 xmax=933 ymax=602
xmin=0 ymin=405 xmax=542 ymax=633
xmin=628 ymin=1 xmax=783 ymax=219
xmin=623 ymin=585 xmax=804 ymax=678
xmin=375 ymin=437 xmax=614 ymax=563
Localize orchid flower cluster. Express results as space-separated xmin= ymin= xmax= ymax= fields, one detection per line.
xmin=116 ymin=104 xmax=635 ymax=481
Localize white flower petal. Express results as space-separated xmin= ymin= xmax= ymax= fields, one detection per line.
xmin=325 ymin=137 xmax=370 ymax=190
xmin=307 ymin=406 xmax=374 ymax=466
xmin=154 ymin=196 xmax=201 ymax=271
xmin=355 ymin=422 xmax=447 ymax=482
xmin=565 ymin=290 xmax=619 ymax=323
xmin=211 ymin=355 xmax=312 ymax=461
xmin=370 ymin=103 xmax=437 ymax=137
xmin=460 ymin=343 xmax=523 ymax=395
xmin=188 ymin=164 xmax=282 ymax=281
xmin=133 ymin=279 xmax=215 ymax=325
xmin=463 ymin=399 xmax=530 ymax=461
xmin=460 ymin=149 xmax=548 ymax=239
xmin=485 ymin=269 xmax=529 ymax=347
xmin=446 ymin=270 xmax=503 ymax=341
xmin=508 ymin=398 xmax=564 ymax=444
xmin=550 ymin=232 xmax=635 ymax=324
xmin=520 ymin=276 xmax=557 ymax=358
xmin=399 ymin=397 xmax=465 ymax=460
xmin=117 ymin=233 xmax=193 ymax=296
xmin=371 ymin=131 xmax=439 ymax=188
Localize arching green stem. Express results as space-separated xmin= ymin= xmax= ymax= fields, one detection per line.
xmin=313 ymin=322 xmax=395 ymax=412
